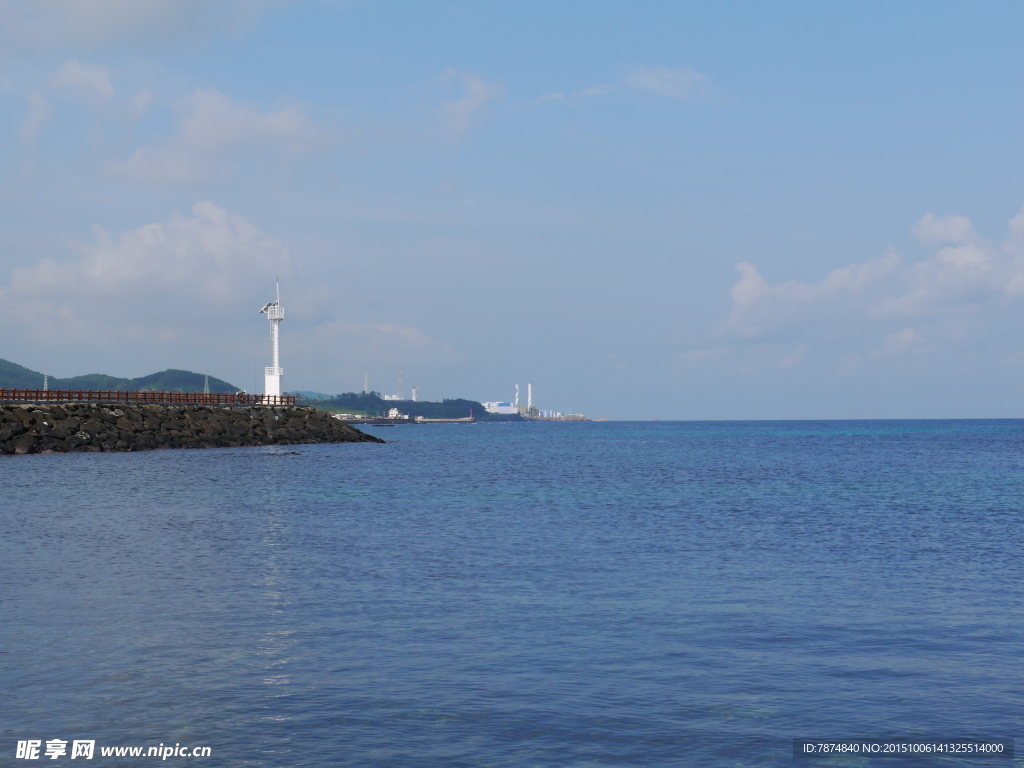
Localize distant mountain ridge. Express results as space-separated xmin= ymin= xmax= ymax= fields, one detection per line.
xmin=0 ymin=358 xmax=240 ymax=394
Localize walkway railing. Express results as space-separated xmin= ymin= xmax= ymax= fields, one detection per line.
xmin=0 ymin=389 xmax=295 ymax=406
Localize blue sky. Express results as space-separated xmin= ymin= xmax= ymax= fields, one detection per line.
xmin=2 ymin=1 xmax=1024 ymax=418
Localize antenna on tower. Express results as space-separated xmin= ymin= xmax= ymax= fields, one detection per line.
xmin=363 ymin=373 xmax=368 ymax=394
xmin=203 ymin=372 xmax=210 ymax=395
xmin=43 ymin=371 xmax=48 ymax=392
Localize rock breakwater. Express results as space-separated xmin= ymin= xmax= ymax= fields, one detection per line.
xmin=0 ymin=403 xmax=383 ymax=454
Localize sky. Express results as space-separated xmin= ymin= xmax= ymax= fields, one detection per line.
xmin=2 ymin=0 xmax=1024 ymax=419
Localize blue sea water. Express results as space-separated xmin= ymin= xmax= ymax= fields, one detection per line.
xmin=1 ymin=420 xmax=1021 ymax=767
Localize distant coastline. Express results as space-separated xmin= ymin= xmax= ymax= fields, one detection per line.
xmin=292 ymin=391 xmax=522 ymax=422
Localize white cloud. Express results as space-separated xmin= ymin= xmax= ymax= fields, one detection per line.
xmin=296 ymin=320 xmax=461 ymax=366
xmin=579 ymin=84 xmax=613 ymax=98
xmin=677 ymin=346 xmax=729 ymax=367
xmin=775 ymin=344 xmax=807 ymax=369
xmin=622 ymin=65 xmax=712 ymax=100
xmin=124 ymin=88 xmax=155 ymax=123
xmin=50 ymin=59 xmax=115 ymax=103
xmin=18 ymin=61 xmax=152 ymax=154
xmin=675 ymin=341 xmax=809 ymax=375
xmin=729 ymin=261 xmax=770 ymax=307
xmin=876 ymin=327 xmax=929 ymax=355
xmin=22 ymin=58 xmax=144 ymax=130
xmin=19 ymin=91 xmax=53 ymax=148
xmin=106 ymin=88 xmax=332 ymax=184
xmin=722 ymin=208 xmax=1024 ymax=341
xmin=0 ymin=202 xmax=460 ymax=385
xmin=536 ymin=92 xmax=571 ymax=105
xmin=536 ymin=83 xmax=613 ymax=106
xmin=0 ymin=0 xmax=274 ymax=52
xmin=437 ymin=68 xmax=502 ymax=139
xmin=910 ymin=212 xmax=977 ymax=247
xmin=0 ymin=201 xmax=291 ymax=341
xmin=724 ymin=250 xmax=905 ymax=339
xmin=835 ymin=352 xmax=863 ymax=375
xmin=681 ymin=205 xmax=1024 ymax=374
xmin=999 ymin=350 xmax=1024 ymax=368
xmin=537 ymin=65 xmax=711 ymax=107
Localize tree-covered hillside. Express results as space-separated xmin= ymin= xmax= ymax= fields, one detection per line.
xmin=293 ymin=391 xmax=520 ymax=421
xmin=0 ymin=359 xmax=239 ymax=393
xmin=130 ymin=369 xmax=238 ymax=393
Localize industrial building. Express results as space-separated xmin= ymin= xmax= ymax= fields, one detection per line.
xmin=482 ymin=401 xmax=517 ymax=415
xmin=483 ymin=382 xmax=585 ymax=420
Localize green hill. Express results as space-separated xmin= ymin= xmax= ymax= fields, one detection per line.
xmin=0 ymin=359 xmax=239 ymax=394
xmin=130 ymin=370 xmax=238 ymax=393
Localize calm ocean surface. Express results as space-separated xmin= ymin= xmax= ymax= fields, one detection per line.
xmin=2 ymin=420 xmax=1021 ymax=767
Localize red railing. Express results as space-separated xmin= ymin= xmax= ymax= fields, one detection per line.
xmin=0 ymin=389 xmax=295 ymax=406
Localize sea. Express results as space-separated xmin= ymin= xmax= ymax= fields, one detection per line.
xmin=1 ymin=420 xmax=1021 ymax=767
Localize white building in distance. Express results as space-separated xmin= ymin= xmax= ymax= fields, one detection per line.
xmin=482 ymin=401 xmax=517 ymax=415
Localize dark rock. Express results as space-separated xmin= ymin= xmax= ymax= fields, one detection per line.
xmin=13 ymin=435 xmax=38 ymax=454
xmin=65 ymin=432 xmax=89 ymax=449
xmin=80 ymin=418 xmax=106 ymax=434
xmin=1 ymin=424 xmax=27 ymax=439
xmin=0 ymin=403 xmax=384 ymax=455
xmin=8 ymin=409 xmax=37 ymax=426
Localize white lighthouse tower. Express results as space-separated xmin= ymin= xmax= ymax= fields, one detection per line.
xmin=259 ymin=281 xmax=284 ymax=399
